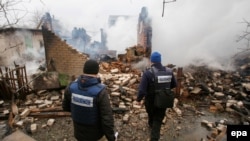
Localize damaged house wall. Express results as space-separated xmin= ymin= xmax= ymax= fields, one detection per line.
xmin=0 ymin=28 xmax=44 ymax=100
xmin=0 ymin=28 xmax=44 ymax=66
xmin=42 ymin=27 xmax=88 ymax=78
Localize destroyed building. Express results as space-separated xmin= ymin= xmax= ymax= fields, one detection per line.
xmin=2 ymin=6 xmax=249 ymax=141
xmin=0 ymin=6 xmax=154 ymax=98
xmin=41 ymin=27 xmax=88 ymax=78
xmin=116 ymin=7 xmax=152 ymax=63
xmin=137 ymin=7 xmax=152 ymax=58
xmin=0 ymin=28 xmax=44 ymax=66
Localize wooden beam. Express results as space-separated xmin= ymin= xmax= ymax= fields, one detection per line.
xmin=29 ymin=112 xmax=71 ymax=118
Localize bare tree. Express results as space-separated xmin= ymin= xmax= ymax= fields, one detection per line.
xmin=0 ymin=0 xmax=37 ymax=28
xmin=29 ymin=9 xmax=45 ymax=29
xmin=232 ymin=19 xmax=250 ymax=58
xmin=236 ymin=19 xmax=250 ymax=50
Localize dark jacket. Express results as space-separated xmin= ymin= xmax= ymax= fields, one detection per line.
xmin=62 ymin=75 xmax=115 ymax=141
xmin=136 ymin=63 xmax=177 ymax=102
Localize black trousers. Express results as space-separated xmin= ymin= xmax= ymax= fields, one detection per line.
xmin=145 ymin=99 xmax=166 ymax=141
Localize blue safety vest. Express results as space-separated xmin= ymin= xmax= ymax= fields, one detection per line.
xmin=149 ymin=66 xmax=172 ymax=90
xmin=69 ymin=82 xmax=105 ymax=125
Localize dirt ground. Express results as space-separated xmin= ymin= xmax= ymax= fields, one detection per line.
xmin=1 ymin=97 xmax=240 ymax=141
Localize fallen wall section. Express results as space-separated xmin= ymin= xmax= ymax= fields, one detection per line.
xmin=42 ymin=28 xmax=88 ymax=78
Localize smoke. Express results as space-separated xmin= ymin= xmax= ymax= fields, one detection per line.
xmin=146 ymin=0 xmax=250 ymax=70
xmin=131 ymin=57 xmax=150 ymax=71
xmin=106 ymin=16 xmax=138 ymax=55
xmin=101 ymin=0 xmax=249 ymax=70
xmin=27 ymin=0 xmax=250 ymax=70
xmin=21 ymin=47 xmax=45 ymax=74
xmin=2 ymin=30 xmax=45 ymax=75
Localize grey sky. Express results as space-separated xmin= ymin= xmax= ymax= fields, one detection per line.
xmin=29 ymin=0 xmax=250 ymax=69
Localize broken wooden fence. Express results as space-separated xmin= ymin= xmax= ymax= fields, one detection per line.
xmin=0 ymin=65 xmax=31 ymax=100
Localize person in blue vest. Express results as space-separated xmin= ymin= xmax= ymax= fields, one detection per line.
xmin=136 ymin=52 xmax=177 ymax=141
xmin=62 ymin=59 xmax=115 ymax=141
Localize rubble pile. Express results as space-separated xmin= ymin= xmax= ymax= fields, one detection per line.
xmin=181 ymin=65 xmax=250 ymax=121
xmin=100 ymin=73 xmax=139 ymax=108
xmin=1 ymin=59 xmax=250 ymax=140
xmin=100 ymin=61 xmax=142 ymax=74
xmin=179 ymin=63 xmax=250 ymax=141
xmin=99 ymin=62 xmax=250 ymax=140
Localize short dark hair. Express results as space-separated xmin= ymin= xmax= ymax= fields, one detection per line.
xmin=83 ymin=59 xmax=99 ymax=74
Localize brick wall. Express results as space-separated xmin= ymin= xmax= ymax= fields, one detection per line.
xmin=137 ymin=24 xmax=152 ymax=57
xmin=42 ymin=28 xmax=88 ymax=78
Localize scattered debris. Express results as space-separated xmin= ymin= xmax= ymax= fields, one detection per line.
xmin=1 ymin=54 xmax=250 ymax=140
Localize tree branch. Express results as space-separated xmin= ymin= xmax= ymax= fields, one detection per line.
xmin=0 ymin=42 xmax=23 ymax=53
xmin=0 ymin=0 xmax=32 ymax=28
